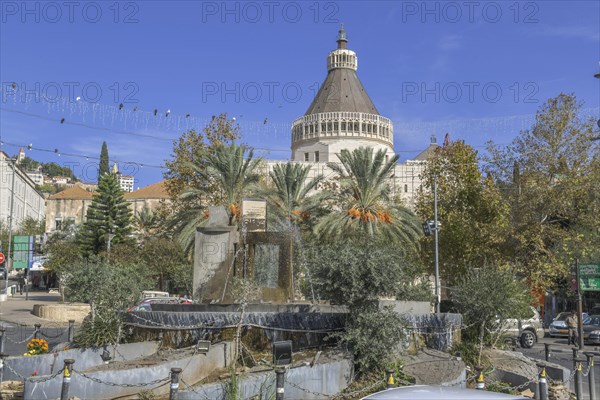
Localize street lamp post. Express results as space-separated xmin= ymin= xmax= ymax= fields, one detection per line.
xmin=595 ymin=68 xmax=600 ymax=140
xmin=433 ymin=175 xmax=441 ymax=314
xmin=4 ymin=158 xmax=17 ymax=296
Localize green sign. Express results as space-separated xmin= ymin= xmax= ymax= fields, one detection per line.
xmin=12 ymin=235 xmax=33 ymax=270
xmin=580 ymin=264 xmax=600 ymax=276
xmin=579 ymin=263 xmax=600 ymax=291
xmin=580 ymin=277 xmax=600 ymax=291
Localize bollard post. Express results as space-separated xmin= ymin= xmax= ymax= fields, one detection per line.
xmin=537 ymin=363 xmax=548 ymax=400
xmin=0 ymin=352 xmax=8 ymax=395
xmin=275 ymin=368 xmax=285 ymax=400
xmin=33 ymin=323 xmax=41 ymax=340
xmin=584 ymin=352 xmax=598 ymax=400
xmin=385 ymin=369 xmax=395 ymax=389
xmin=574 ymin=357 xmax=584 ymax=400
xmin=169 ymin=367 xmax=182 ymax=400
xmin=544 ymin=343 xmax=551 ymax=362
xmin=68 ymin=320 xmax=75 ymax=343
xmin=0 ymin=328 xmax=5 ymax=354
xmin=572 ymin=347 xmax=580 ymax=374
xmin=475 ymin=366 xmax=485 ymax=390
xmin=60 ymin=359 xmax=75 ymax=400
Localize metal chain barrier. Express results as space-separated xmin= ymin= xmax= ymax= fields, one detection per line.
xmin=505 ymin=376 xmax=539 ymax=392
xmin=39 ymin=329 xmax=67 ymax=339
xmin=285 ymin=377 xmax=385 ymax=399
xmin=72 ymin=369 xmax=170 ymax=388
xmin=581 ymin=361 xmax=592 ymax=377
xmin=548 ymin=368 xmax=577 ymax=386
xmin=4 ymin=363 xmax=64 ymax=383
xmin=4 ymin=332 xmax=35 ymax=345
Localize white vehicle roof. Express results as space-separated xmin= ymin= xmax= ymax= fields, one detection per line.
xmin=362 ymin=386 xmax=528 ymax=399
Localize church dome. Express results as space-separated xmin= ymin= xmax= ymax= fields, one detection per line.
xmin=304 ymin=25 xmax=379 ymax=115
xmin=291 ymin=26 xmax=394 ymax=163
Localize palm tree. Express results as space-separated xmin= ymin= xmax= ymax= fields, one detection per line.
xmin=169 ymin=142 xmax=262 ymax=257
xmin=189 ymin=142 xmax=261 ymax=225
xmin=134 ymin=206 xmax=160 ymax=242
xmin=315 ymin=147 xmax=422 ymax=247
xmin=260 ymin=162 xmax=327 ymax=229
xmin=167 ymin=186 xmax=208 ymax=257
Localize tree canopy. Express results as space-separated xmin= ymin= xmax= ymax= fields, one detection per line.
xmin=415 ymin=139 xmax=511 ymax=282
xmin=79 ymin=173 xmax=133 ymax=255
xmin=99 ymin=141 xmax=109 ymax=180
xmin=315 ymin=147 xmax=422 ymax=248
xmin=485 ymin=93 xmax=600 ymax=290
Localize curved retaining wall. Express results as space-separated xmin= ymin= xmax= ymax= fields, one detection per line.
xmin=32 ymin=304 xmax=90 ymax=323
xmin=4 ymin=341 xmax=160 ymax=382
xmin=180 ymin=357 xmax=354 ymax=400
xmin=23 ymin=342 xmax=232 ymax=400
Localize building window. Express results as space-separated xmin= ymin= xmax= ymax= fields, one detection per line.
xmin=55 ymin=219 xmax=63 ymax=231
xmin=315 ymin=151 xmax=320 ymax=162
xmin=304 ymin=153 xmax=309 ymax=162
xmin=404 ymin=184 xmax=408 ymax=193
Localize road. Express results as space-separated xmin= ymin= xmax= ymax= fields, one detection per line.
xmin=0 ymin=277 xmax=71 ymax=356
xmin=519 ymin=334 xmax=600 ymax=400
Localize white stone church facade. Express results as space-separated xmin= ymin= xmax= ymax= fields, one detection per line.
xmin=265 ymin=26 xmax=437 ymax=208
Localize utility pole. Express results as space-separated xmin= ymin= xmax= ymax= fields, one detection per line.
xmin=433 ymin=175 xmax=440 ymax=314
xmin=575 ymin=258 xmax=584 ymax=349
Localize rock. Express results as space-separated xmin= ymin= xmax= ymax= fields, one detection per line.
xmin=403 ymin=348 xmax=465 ymax=385
xmin=548 ymin=383 xmax=573 ymax=400
xmin=520 ymin=389 xmax=535 ymax=398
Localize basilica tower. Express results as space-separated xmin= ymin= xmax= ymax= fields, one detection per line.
xmin=291 ymin=25 xmax=394 ymax=163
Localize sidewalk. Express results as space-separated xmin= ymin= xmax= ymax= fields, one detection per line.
xmin=0 ymin=291 xmax=64 ymax=327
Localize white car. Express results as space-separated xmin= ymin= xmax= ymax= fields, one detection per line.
xmin=500 ymin=306 xmax=545 ymax=349
xmin=362 ymin=385 xmax=529 ymax=399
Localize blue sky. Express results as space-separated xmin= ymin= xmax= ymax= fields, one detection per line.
xmin=1 ymin=0 xmax=599 ymax=187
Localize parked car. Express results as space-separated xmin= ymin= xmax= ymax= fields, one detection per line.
xmin=589 ymin=306 xmax=600 ymax=315
xmin=501 ymin=306 xmax=545 ymax=349
xmin=127 ymin=297 xmax=192 ymax=312
xmin=361 ymin=385 xmax=529 ymax=399
xmin=549 ymin=311 xmax=589 ymax=337
xmin=141 ymin=290 xmax=170 ymax=299
xmin=549 ymin=312 xmax=570 ymax=337
xmin=583 ymin=315 xmax=600 ymax=345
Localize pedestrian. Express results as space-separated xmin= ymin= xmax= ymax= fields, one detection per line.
xmin=566 ymin=310 xmax=579 ymax=347
xmin=17 ymin=273 xmax=25 ymax=295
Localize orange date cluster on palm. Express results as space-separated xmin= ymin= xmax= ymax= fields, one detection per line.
xmin=229 ymin=203 xmax=241 ymax=217
xmin=291 ymin=209 xmax=311 ymax=220
xmin=347 ymin=208 xmax=392 ymax=223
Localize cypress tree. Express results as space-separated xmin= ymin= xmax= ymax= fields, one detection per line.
xmin=98 ymin=141 xmax=109 ymax=181
xmin=80 ymin=173 xmax=133 ymax=255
